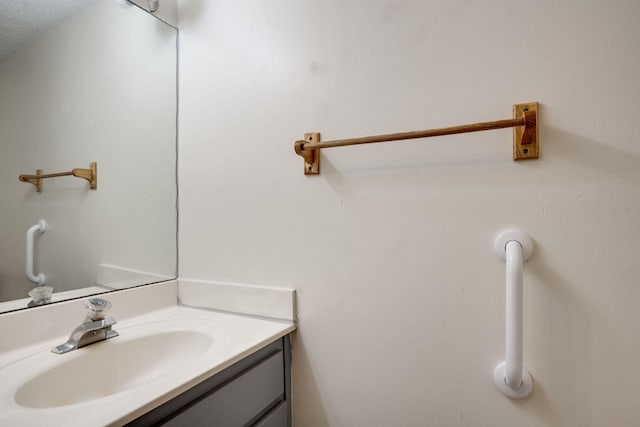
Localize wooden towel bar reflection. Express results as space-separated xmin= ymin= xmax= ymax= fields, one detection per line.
xmin=294 ymin=102 xmax=539 ymax=175
xmin=19 ymin=162 xmax=97 ymax=192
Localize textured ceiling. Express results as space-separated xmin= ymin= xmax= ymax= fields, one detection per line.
xmin=0 ymin=0 xmax=98 ymax=60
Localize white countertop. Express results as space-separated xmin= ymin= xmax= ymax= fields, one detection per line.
xmin=0 ymin=304 xmax=295 ymax=426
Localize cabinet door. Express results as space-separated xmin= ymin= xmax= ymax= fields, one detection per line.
xmin=254 ymin=401 xmax=288 ymax=427
xmin=162 ymin=350 xmax=284 ymax=427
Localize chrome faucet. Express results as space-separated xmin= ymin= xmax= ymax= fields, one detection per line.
xmin=52 ymin=298 xmax=119 ymax=354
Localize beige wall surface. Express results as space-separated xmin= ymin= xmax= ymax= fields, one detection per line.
xmin=177 ymin=1 xmax=640 ymax=425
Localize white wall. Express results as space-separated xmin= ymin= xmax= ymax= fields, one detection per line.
xmin=177 ymin=1 xmax=640 ymax=425
xmin=0 ymin=1 xmax=177 ymax=302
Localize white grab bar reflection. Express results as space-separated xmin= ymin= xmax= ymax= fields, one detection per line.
xmin=26 ymin=220 xmax=46 ymax=285
xmin=493 ymin=230 xmax=533 ymax=399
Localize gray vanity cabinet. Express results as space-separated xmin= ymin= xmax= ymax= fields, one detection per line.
xmin=127 ymin=335 xmax=291 ymax=427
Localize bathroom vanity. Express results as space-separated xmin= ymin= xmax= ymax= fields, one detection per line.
xmin=0 ymin=281 xmax=296 ymax=427
xmin=128 ymin=335 xmax=291 ymax=426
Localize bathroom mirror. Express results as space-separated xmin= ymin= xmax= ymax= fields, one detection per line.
xmin=0 ymin=1 xmax=177 ymax=313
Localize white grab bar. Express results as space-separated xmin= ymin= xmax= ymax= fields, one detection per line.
xmin=493 ymin=230 xmax=533 ymax=398
xmin=26 ymin=220 xmax=46 ymax=285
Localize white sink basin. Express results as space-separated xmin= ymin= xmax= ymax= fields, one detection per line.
xmin=15 ymin=329 xmax=213 ymax=408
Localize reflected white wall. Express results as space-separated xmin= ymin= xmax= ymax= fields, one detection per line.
xmin=0 ymin=1 xmax=177 ymax=302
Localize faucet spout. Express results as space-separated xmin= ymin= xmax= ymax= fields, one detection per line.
xmin=52 ymin=298 xmax=119 ymax=354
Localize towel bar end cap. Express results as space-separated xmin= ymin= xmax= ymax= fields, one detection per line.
xmin=297 ymin=133 xmax=320 ymax=175
xmin=513 ymin=102 xmax=539 ymax=160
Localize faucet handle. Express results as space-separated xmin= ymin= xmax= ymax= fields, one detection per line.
xmin=84 ymin=298 xmax=112 ymax=320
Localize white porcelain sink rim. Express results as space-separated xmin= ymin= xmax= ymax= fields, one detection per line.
xmin=14 ymin=328 xmax=215 ymax=408
xmin=0 ymin=313 xmax=228 ymax=410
